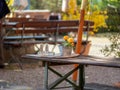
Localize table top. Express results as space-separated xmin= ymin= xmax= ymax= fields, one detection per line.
xmin=22 ymin=54 xmax=120 ymax=68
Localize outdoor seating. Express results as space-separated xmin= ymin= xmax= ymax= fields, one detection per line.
xmin=2 ymin=19 xmax=94 ymax=69
xmin=0 ymin=0 xmax=119 ymax=90
xmin=4 ymin=20 xmax=93 ymax=46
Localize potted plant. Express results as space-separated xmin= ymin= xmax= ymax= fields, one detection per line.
xmin=62 ymin=35 xmax=75 ymax=56
xmin=62 ymin=34 xmax=92 ymax=56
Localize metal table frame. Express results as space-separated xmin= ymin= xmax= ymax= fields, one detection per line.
xmin=44 ymin=62 xmax=84 ymax=90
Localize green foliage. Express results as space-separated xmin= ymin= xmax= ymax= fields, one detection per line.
xmin=106 ymin=6 xmax=120 ymax=32
xmin=108 ymin=0 xmax=120 ymax=8
xmin=98 ymin=0 xmax=120 ymax=58
xmin=101 ymin=33 xmax=120 ymax=57
xmin=62 ymin=41 xmax=72 ymax=48
xmin=30 ymin=0 xmax=62 ymax=12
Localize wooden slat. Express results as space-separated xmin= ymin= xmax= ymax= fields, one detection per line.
xmin=15 ymin=27 xmax=93 ymax=34
xmin=57 ymin=20 xmax=79 ymax=27
xmin=23 ymin=21 xmax=57 ymax=28
xmin=16 ymin=28 xmax=56 ymax=34
xmin=5 ymin=18 xmax=30 ymax=22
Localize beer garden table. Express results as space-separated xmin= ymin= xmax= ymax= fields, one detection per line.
xmin=22 ymin=54 xmax=120 ymax=90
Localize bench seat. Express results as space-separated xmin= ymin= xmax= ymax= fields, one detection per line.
xmin=4 ymin=36 xmax=48 ymax=41
xmin=85 ymin=83 xmax=120 ymax=90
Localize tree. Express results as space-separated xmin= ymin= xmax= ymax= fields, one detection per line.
xmin=30 ymin=0 xmax=62 ymax=12
xmin=101 ymin=0 xmax=120 ymax=57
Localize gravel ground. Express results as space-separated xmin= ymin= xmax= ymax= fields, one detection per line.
xmin=0 ymin=36 xmax=120 ymax=90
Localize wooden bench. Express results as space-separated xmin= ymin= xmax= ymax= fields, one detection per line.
xmin=3 ymin=18 xmax=49 ymax=46
xmin=4 ymin=20 xmax=94 ymax=46
xmin=85 ymin=83 xmax=120 ymax=90
xmin=14 ymin=20 xmax=94 ymax=44
xmin=4 ymin=18 xmax=48 ymax=42
xmin=14 ymin=20 xmax=94 ymax=33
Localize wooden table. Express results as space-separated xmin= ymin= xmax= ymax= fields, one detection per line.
xmin=22 ymin=54 xmax=120 ymax=90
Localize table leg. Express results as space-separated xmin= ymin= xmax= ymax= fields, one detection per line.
xmin=44 ymin=61 xmax=48 ymax=89
xmin=79 ymin=65 xmax=85 ymax=90
xmin=48 ymin=66 xmax=79 ymax=89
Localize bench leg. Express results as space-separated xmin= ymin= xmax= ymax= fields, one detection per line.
xmin=8 ymin=47 xmax=23 ymax=70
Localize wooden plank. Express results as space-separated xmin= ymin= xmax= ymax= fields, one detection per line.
xmin=23 ymin=21 xmax=57 ymax=28
xmin=16 ymin=28 xmax=57 ymax=34
xmin=5 ymin=18 xmax=30 ymax=22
